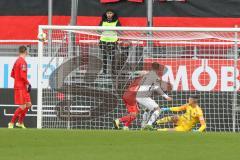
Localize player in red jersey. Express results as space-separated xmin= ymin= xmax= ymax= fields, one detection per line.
xmin=8 ymin=46 xmax=32 ymax=129
xmin=113 ymin=76 xmax=142 ymax=130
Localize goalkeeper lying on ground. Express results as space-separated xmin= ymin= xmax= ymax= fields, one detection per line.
xmin=155 ymin=95 xmax=206 ymax=132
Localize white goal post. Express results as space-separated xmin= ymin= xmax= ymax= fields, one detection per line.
xmin=37 ymin=25 xmax=240 ymax=131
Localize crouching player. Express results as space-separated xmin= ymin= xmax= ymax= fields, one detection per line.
xmin=8 ymin=46 xmax=32 ymax=129
xmin=156 ymin=95 xmax=206 ymax=132
xmin=113 ymin=76 xmax=142 ymax=130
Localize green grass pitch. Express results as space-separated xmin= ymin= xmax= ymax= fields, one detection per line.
xmin=0 ymin=129 xmax=240 ymax=160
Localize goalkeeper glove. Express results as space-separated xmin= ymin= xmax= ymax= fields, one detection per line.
xmin=27 ymin=84 xmax=32 ymax=93
xmin=161 ymin=107 xmax=170 ymax=112
xmin=192 ymin=129 xmax=199 ymax=132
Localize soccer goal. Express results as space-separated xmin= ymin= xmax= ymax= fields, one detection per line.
xmin=37 ymin=26 xmax=240 ymax=131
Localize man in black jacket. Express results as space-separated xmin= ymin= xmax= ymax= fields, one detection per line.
xmin=99 ymin=9 xmax=121 ymax=75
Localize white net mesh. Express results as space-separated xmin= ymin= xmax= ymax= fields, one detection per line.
xmin=38 ymin=26 xmax=240 ymax=131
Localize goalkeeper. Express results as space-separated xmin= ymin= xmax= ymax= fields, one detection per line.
xmin=155 ymin=95 xmax=206 ymax=132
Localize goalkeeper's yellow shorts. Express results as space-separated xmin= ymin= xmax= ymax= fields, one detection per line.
xmin=174 ymin=125 xmax=190 ymax=132
xmin=175 ymin=117 xmax=192 ymax=132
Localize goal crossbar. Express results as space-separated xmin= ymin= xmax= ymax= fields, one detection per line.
xmin=39 ymin=25 xmax=240 ymax=32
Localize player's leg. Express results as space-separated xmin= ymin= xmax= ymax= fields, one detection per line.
xmin=114 ymin=99 xmax=139 ymax=130
xmin=156 ymin=115 xmax=178 ymax=125
xmin=157 ymin=116 xmax=189 ymax=132
xmin=121 ymin=112 xmax=137 ymax=128
xmin=157 ymin=126 xmax=187 ymax=132
xmin=17 ymin=103 xmax=31 ymax=129
xmin=136 ymin=97 xmax=150 ymax=129
xmin=141 ymin=109 xmax=151 ymax=128
xmin=114 ymin=112 xmax=138 ymax=130
xmin=174 ymin=126 xmax=189 ymax=132
xmin=142 ymin=98 xmax=161 ymax=126
xmin=9 ymin=105 xmax=26 ymax=128
xmin=136 ymin=97 xmax=160 ymax=130
xmin=147 ymin=107 xmax=161 ymax=126
xmin=17 ymin=91 xmax=31 ymax=128
xmin=8 ymin=89 xmax=26 ymax=128
xmin=157 ymin=128 xmax=176 ymax=131
xmin=19 ymin=102 xmax=31 ymax=122
xmin=156 ymin=116 xmax=176 ymax=130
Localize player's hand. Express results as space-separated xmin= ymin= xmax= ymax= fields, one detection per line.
xmin=27 ymin=84 xmax=32 ymax=93
xmin=166 ymin=97 xmax=173 ymax=101
xmin=161 ymin=107 xmax=170 ymax=112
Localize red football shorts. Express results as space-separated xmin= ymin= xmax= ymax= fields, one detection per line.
xmin=14 ymin=89 xmax=31 ymax=105
xmin=123 ymin=96 xmax=139 ymax=113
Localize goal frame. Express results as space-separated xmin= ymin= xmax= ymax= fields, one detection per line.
xmin=37 ymin=25 xmax=240 ymax=131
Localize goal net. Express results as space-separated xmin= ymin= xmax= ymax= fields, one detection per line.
xmin=37 ymin=26 xmax=240 ymax=131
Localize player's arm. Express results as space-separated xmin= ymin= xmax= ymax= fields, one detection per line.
xmin=20 ymin=63 xmax=32 ymax=92
xmin=155 ymin=83 xmax=172 ymax=101
xmin=197 ymin=111 xmax=206 ymax=132
xmin=197 ymin=117 xmax=206 ymax=132
xmin=11 ymin=67 xmax=15 ymax=79
xmin=161 ymin=105 xmax=187 ymax=112
xmin=170 ymin=105 xmax=187 ymax=112
xmin=20 ymin=63 xmax=29 ymax=85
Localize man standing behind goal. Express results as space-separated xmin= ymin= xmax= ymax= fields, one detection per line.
xmin=8 ymin=46 xmax=32 ymax=129
xmin=136 ymin=62 xmax=172 ymax=130
xmin=99 ymin=9 xmax=121 ymax=75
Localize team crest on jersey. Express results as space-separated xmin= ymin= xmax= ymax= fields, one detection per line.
xmin=22 ymin=64 xmax=27 ymax=71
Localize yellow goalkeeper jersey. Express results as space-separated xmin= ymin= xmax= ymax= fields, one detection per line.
xmin=170 ymin=104 xmax=206 ymax=132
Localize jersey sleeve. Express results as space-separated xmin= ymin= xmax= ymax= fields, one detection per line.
xmin=155 ymin=83 xmax=169 ymax=99
xmin=170 ymin=105 xmax=187 ymax=112
xmin=20 ymin=62 xmax=29 ymax=85
xmin=11 ymin=66 xmax=15 ymax=79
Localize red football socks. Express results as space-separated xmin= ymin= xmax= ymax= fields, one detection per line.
xmin=10 ymin=107 xmax=23 ymax=124
xmin=18 ymin=107 xmax=29 ymax=124
xmin=119 ymin=115 xmax=136 ymax=127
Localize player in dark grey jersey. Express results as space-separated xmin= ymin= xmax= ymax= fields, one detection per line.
xmin=136 ymin=62 xmax=172 ymax=130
